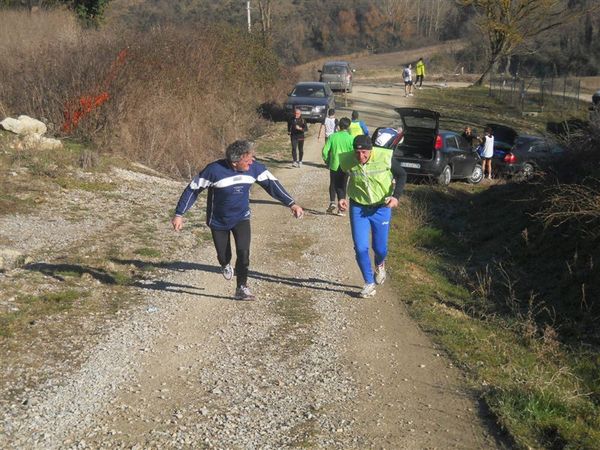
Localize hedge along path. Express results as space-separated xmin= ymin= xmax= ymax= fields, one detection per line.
xmin=5 ymin=86 xmax=503 ymax=449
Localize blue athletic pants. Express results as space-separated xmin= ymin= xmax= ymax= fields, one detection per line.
xmin=349 ymin=201 xmax=392 ymax=284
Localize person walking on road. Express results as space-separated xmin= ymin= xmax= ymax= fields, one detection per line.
xmin=415 ymin=58 xmax=426 ymax=89
xmin=288 ymin=108 xmax=308 ymax=167
xmin=336 ymin=135 xmax=407 ymax=298
xmin=318 ymin=108 xmax=338 ymax=142
xmin=171 ymin=140 xmax=304 ymax=301
xmin=348 ymin=110 xmax=369 ymax=138
xmin=481 ymin=127 xmax=495 ymax=179
xmin=322 ymin=117 xmax=353 ymax=215
xmin=403 ymin=64 xmax=414 ymax=97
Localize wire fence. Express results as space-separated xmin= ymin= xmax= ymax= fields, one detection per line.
xmin=488 ymin=76 xmax=583 ymax=114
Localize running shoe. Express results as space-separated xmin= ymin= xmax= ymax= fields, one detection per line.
xmin=234 ymin=285 xmax=256 ymax=301
xmin=222 ymin=263 xmax=233 ymax=281
xmin=359 ymin=283 xmax=377 ymax=298
xmin=375 ymin=263 xmax=386 ymax=285
xmin=298 ymin=161 xmax=303 ymax=167
xmin=292 ymin=161 xmax=299 ymax=168
xmin=326 ymin=203 xmax=336 ymax=214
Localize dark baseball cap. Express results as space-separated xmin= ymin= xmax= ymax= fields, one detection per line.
xmin=353 ymin=135 xmax=372 ymax=150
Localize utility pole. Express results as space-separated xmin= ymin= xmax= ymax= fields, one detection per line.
xmin=247 ymin=1 xmax=252 ymax=32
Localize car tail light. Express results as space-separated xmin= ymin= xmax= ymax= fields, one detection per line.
xmin=435 ymin=135 xmax=443 ymax=151
xmin=503 ymin=153 xmax=517 ymax=163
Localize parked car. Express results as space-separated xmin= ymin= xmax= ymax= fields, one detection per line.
xmin=389 ymin=108 xmax=483 ymax=185
xmin=318 ymin=61 xmax=354 ymax=93
xmin=493 ymin=135 xmax=567 ymax=178
xmin=284 ymin=82 xmax=335 ymax=123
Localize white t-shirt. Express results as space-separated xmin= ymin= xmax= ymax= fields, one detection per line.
xmin=323 ymin=117 xmax=337 ymax=137
xmin=482 ymin=135 xmax=494 ymax=158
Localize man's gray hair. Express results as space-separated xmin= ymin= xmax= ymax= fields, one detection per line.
xmin=226 ymin=140 xmax=255 ymax=162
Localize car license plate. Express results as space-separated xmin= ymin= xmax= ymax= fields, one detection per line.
xmin=400 ymin=162 xmax=421 ymax=169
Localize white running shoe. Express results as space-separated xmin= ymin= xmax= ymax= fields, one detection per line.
xmin=292 ymin=161 xmax=299 ymax=168
xmin=234 ymin=285 xmax=256 ymax=301
xmin=222 ymin=263 xmax=233 ymax=281
xmin=375 ymin=263 xmax=386 ymax=285
xmin=298 ymin=161 xmax=303 ymax=167
xmin=359 ymin=283 xmax=377 ymax=298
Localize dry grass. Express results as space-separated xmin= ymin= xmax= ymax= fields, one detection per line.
xmin=0 ymin=10 xmax=296 ymax=177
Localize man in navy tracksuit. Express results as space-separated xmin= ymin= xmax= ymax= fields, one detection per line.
xmin=172 ymin=140 xmax=304 ymax=300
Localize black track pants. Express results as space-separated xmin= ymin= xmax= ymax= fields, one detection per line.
xmin=210 ymin=220 xmax=251 ymax=287
xmin=329 ymin=169 xmax=348 ymax=203
xmin=291 ymin=136 xmax=304 ymax=162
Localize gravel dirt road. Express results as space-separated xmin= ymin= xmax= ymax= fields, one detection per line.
xmin=2 ymin=84 xmax=505 ymax=449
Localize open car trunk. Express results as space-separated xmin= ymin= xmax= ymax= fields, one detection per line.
xmin=393 ymin=108 xmax=439 ymax=160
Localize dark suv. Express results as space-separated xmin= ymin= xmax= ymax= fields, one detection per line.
xmin=388 ymin=108 xmax=483 ymax=185
xmin=318 ymin=61 xmax=354 ymax=93
xmin=284 ymin=82 xmax=335 ymax=123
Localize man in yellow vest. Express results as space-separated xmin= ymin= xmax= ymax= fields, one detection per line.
xmin=416 ymin=57 xmax=426 ymax=89
xmin=336 ymin=135 xmax=407 ymax=298
xmin=348 ymin=110 xmax=369 ymax=138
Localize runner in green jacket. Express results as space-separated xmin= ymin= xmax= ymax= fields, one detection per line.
xmin=322 ymin=117 xmax=353 ymax=215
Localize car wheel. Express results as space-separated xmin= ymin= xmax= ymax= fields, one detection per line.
xmin=437 ymin=165 xmax=452 ymax=186
xmin=468 ymin=164 xmax=484 ymax=184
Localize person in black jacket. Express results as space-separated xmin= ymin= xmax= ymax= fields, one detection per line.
xmin=461 ymin=126 xmax=478 ymax=148
xmin=287 ymin=108 xmax=308 ymax=167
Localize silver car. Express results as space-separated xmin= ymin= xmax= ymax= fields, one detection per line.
xmin=319 ymin=61 xmax=354 ymax=93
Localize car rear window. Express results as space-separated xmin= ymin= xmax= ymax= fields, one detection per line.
xmin=291 ymin=86 xmax=326 ymax=97
xmin=323 ymin=65 xmax=347 ymax=74
xmin=403 ymin=116 xmax=437 ymax=129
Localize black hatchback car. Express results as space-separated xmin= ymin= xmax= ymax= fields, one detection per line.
xmin=493 ymin=135 xmax=567 ymax=178
xmin=386 ymin=108 xmax=483 ymax=185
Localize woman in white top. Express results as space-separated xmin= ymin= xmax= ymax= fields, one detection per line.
xmin=481 ymin=127 xmax=495 ymax=179
xmin=318 ymin=108 xmax=338 ymax=142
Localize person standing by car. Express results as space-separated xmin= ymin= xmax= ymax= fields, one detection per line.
xmin=336 ymin=135 xmax=407 ymax=298
xmin=403 ymin=63 xmax=414 ymax=97
xmin=171 ymin=140 xmax=304 ymax=301
xmin=481 ymin=127 xmax=494 ymax=179
xmin=415 ymin=58 xmax=426 ymax=89
xmin=288 ymin=108 xmax=308 ymax=167
xmin=318 ymin=108 xmax=338 ymax=142
xmin=348 ymin=110 xmax=369 ymax=138
xmin=461 ymin=126 xmax=478 ymax=148
xmin=322 ymin=117 xmax=353 ymax=215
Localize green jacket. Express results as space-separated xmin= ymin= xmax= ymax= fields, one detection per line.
xmin=339 ymin=147 xmax=394 ymax=205
xmin=322 ymin=130 xmax=354 ymax=170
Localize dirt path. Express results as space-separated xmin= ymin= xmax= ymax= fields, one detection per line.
xmin=2 ymin=85 xmax=504 ymax=449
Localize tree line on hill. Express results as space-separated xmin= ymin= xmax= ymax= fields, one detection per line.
xmin=2 ymin=0 xmax=600 ymax=78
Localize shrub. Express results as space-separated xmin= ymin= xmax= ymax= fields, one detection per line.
xmin=0 ymin=10 xmax=295 ymax=177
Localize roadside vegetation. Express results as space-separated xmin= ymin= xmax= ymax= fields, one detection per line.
xmin=0 ymin=9 xmax=294 ymax=178
xmin=388 ymin=87 xmax=600 ymax=449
